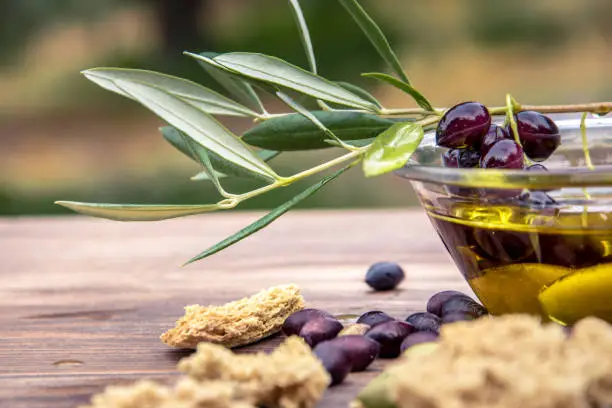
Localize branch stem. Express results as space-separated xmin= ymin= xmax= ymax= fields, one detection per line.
xmin=256 ymin=102 xmax=612 ymax=123
xmin=228 ymin=148 xmax=366 ymax=205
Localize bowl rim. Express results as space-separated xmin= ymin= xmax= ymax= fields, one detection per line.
xmin=394 ymin=115 xmax=612 ymax=189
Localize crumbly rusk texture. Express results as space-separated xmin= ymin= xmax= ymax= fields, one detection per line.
xmin=179 ymin=336 xmax=330 ymax=408
xmin=79 ymin=379 xmax=255 ymax=408
xmin=81 ymin=336 xmax=329 ymax=408
xmin=364 ymin=315 xmax=612 ymax=408
xmin=161 ymin=284 xmax=305 ymax=349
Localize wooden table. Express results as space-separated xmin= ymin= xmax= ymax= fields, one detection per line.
xmin=0 ymin=210 xmax=470 ymax=408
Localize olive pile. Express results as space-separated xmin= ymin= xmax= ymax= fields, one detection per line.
xmin=438 ymin=101 xmax=561 ymax=205
xmin=438 ymin=102 xmax=561 ymax=169
xmin=282 ymin=290 xmax=488 ymax=386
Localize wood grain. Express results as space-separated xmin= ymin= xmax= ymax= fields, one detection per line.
xmin=0 ymin=210 xmax=470 ymax=408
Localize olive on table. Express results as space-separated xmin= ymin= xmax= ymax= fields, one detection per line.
xmin=426 ymin=291 xmax=471 ymax=316
xmin=299 ymin=317 xmax=343 ymax=348
xmin=400 ymin=331 xmax=439 ymax=353
xmin=405 ymin=312 xmax=441 ymax=334
xmin=365 ymin=262 xmax=405 ymax=291
xmin=365 ymin=320 xmax=415 ymax=358
xmin=357 ymin=310 xmax=395 ymax=328
xmin=282 ymin=308 xmax=334 ymax=336
xmin=440 ymin=296 xmax=488 ymax=318
xmin=321 ymin=335 xmax=380 ymax=372
xmin=313 ymin=341 xmax=352 ymax=386
xmin=441 ymin=312 xmax=476 ymax=324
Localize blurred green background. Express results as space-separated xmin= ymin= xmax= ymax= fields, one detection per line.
xmin=1 ymin=0 xmax=610 ymax=216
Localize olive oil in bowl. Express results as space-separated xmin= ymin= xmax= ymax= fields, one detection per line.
xmin=426 ymin=201 xmax=612 ymax=325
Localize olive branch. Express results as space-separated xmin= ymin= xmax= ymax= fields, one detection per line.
xmin=56 ymin=0 xmax=612 ymax=265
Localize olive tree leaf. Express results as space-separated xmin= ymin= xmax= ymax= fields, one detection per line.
xmin=160 ymin=126 xmax=274 ymax=182
xmin=112 ymin=80 xmax=278 ymax=181
xmin=335 ymin=81 xmax=382 ymax=108
xmin=243 ymin=110 xmax=395 ymax=151
xmin=338 ymin=0 xmax=411 ymax=85
xmin=82 ymin=68 xmax=260 ymax=118
xmin=55 ymin=201 xmax=222 ymax=221
xmin=190 ymin=150 xmax=281 ymax=182
xmin=287 ymin=0 xmax=317 ymax=74
xmin=363 ymin=122 xmax=424 ymax=177
xmin=363 ymin=72 xmax=434 ymax=112
xmin=192 ymin=52 xmax=378 ymax=111
xmin=181 ymin=133 xmax=228 ymax=196
xmin=276 ymin=91 xmax=351 ymax=149
xmin=197 ymin=52 xmax=266 ymax=113
xmin=191 ymin=170 xmax=226 ymax=181
xmin=325 ymin=137 xmax=375 ymax=148
xmin=160 ymin=125 xmax=227 ymax=180
xmin=256 ymin=150 xmax=282 ymax=162
xmin=286 ymin=0 xmax=336 ymax=111
xmin=184 ymin=164 xmax=352 ymax=265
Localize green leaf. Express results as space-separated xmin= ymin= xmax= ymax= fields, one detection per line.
xmin=363 ymin=122 xmax=424 ymax=177
xmin=197 ymin=52 xmax=266 ymax=113
xmin=338 ymin=0 xmax=411 ymax=85
xmin=363 ymin=72 xmax=434 ymax=112
xmin=111 ymin=79 xmax=278 ymax=181
xmin=191 ymin=170 xmax=226 ymax=181
xmin=55 ymin=201 xmax=221 ymax=221
xmin=276 ymin=91 xmax=348 ymax=148
xmin=287 ymin=0 xmax=317 ymax=74
xmin=160 ymin=126 xmax=273 ymax=182
xmin=82 ymin=68 xmax=259 ymax=118
xmin=325 ymin=137 xmax=375 ymax=148
xmin=257 ymin=149 xmax=282 ymax=162
xmin=200 ymin=52 xmax=378 ymax=111
xmin=184 ymin=164 xmax=352 ymax=265
xmin=181 ymin=134 xmax=228 ymax=196
xmin=190 ymin=150 xmax=281 ymax=181
xmin=243 ymin=111 xmax=395 ymax=151
xmin=335 ymin=81 xmax=382 ymax=108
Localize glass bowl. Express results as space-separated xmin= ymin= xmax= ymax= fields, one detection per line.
xmin=395 ymin=114 xmax=612 ymax=325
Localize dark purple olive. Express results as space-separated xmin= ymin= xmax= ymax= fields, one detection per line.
xmin=400 ymin=331 xmax=439 ymax=353
xmin=436 ymin=102 xmax=491 ymax=148
xmin=480 ymin=139 xmax=524 ymax=169
xmin=322 ymin=335 xmax=380 ymax=372
xmin=514 ymin=111 xmax=561 ymax=161
xmin=405 ymin=312 xmax=441 ymax=334
xmin=538 ymin=234 xmax=607 ymax=269
xmin=517 ymin=190 xmax=557 ymax=209
xmin=442 ymin=148 xmax=460 ymax=167
xmin=481 ymin=125 xmax=511 ymax=155
xmin=282 ymin=308 xmax=334 ymax=336
xmin=356 ymin=311 xmax=395 ymax=328
xmin=441 ymin=312 xmax=476 ymax=324
xmin=313 ymin=341 xmax=352 ymax=385
xmin=299 ymin=317 xmax=343 ymax=348
xmin=458 ymin=148 xmax=481 ymax=168
xmin=526 ymin=163 xmax=548 ymax=171
xmin=365 ymin=320 xmax=414 ymax=358
xmin=426 ymin=291 xmax=471 ymax=316
xmin=365 ymin=262 xmax=405 ymax=291
xmin=473 ymin=228 xmax=534 ymax=263
xmin=440 ymin=296 xmax=488 ymax=318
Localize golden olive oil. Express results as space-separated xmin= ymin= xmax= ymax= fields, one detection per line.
xmin=426 ymin=202 xmax=612 ymax=325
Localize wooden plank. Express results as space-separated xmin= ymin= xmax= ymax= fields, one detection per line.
xmin=0 ymin=210 xmax=469 ymax=408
